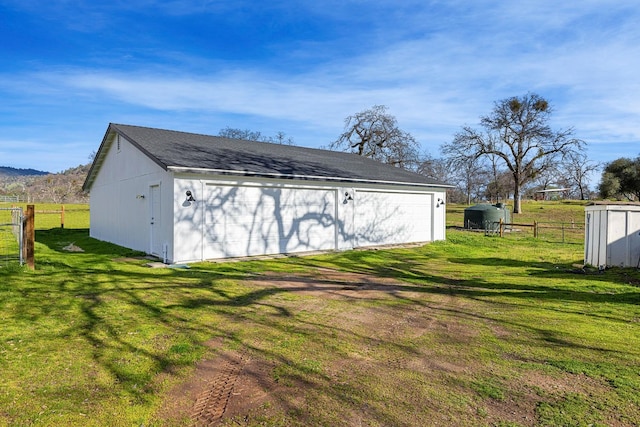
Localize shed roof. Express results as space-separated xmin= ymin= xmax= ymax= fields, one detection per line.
xmin=535 ymin=188 xmax=569 ymax=193
xmin=586 ymin=201 xmax=640 ymax=206
xmin=84 ymin=123 xmax=450 ymax=191
xmin=585 ymin=201 xmax=640 ymax=211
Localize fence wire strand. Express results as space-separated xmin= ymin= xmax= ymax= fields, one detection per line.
xmin=0 ymin=207 xmax=23 ymax=267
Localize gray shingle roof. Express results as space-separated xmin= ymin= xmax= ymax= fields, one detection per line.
xmin=84 ymin=123 xmax=449 ymax=191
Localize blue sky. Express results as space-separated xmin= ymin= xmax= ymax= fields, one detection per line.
xmin=1 ymin=1 xmax=639 ymax=174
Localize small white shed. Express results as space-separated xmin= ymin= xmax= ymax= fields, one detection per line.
xmin=83 ymin=124 xmax=451 ymax=263
xmin=584 ymin=202 xmax=640 ymax=268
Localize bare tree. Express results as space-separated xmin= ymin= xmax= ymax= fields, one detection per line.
xmin=218 ymin=127 xmax=265 ymax=141
xmin=331 ymin=105 xmax=419 ymax=170
xmin=485 ymin=169 xmax=513 ymax=203
xmin=442 ymin=93 xmax=585 ymax=213
xmin=271 ymin=131 xmax=295 ymax=145
xmin=219 ymin=127 xmax=295 ymax=145
xmin=561 ymin=151 xmax=598 ymax=200
xmin=444 ymin=155 xmax=490 ymax=205
xmin=525 ymin=161 xmax=566 ymax=200
xmin=485 ymin=154 xmax=510 ymax=203
xmin=417 ymin=154 xmax=451 ymax=182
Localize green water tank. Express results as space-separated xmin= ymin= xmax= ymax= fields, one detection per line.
xmin=463 ymin=203 xmax=510 ymax=230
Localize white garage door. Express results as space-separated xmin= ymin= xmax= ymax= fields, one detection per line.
xmin=203 ymin=184 xmax=337 ymax=259
xmin=354 ymin=190 xmax=432 ymax=247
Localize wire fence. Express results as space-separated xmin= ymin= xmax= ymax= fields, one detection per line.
xmin=0 ymin=207 xmax=23 ymax=267
xmin=535 ymin=221 xmax=585 ymax=244
xmin=0 ymin=195 xmax=24 ymax=203
xmin=33 ymin=206 xmax=89 ymax=229
xmin=476 ymin=219 xmax=585 ymax=244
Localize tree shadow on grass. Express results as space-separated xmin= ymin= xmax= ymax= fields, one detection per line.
xmin=7 ymin=229 xmax=425 ymax=420
xmin=6 ymin=258 xmax=433 ymax=424
xmin=291 ymin=251 xmax=640 ymax=306
xmin=5 ymin=228 xmax=639 ymax=424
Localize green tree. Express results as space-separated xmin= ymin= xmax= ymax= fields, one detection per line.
xmin=599 ymin=156 xmax=640 ymax=200
xmin=442 ymin=93 xmax=585 ymax=213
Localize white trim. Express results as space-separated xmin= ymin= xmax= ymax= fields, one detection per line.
xmin=149 ymin=182 xmax=161 ymax=256
xmin=205 ymin=181 xmax=338 ymax=192
xmin=168 ymin=166 xmax=453 ymax=189
xmin=200 ymin=180 xmax=206 ymax=263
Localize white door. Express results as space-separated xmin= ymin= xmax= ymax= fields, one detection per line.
xmin=354 ymin=190 xmax=432 ymax=247
xmin=149 ymin=184 xmax=162 ymax=256
xmin=629 ymin=212 xmax=640 ymax=267
xmin=607 ymin=211 xmax=627 ymax=267
xmin=608 ymin=210 xmax=640 ymax=267
xmin=203 ymin=184 xmax=337 ymax=259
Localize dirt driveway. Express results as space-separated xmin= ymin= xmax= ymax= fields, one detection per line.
xmin=152 ymin=268 xmax=616 ymax=427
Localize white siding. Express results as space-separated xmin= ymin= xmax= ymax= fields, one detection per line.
xmin=584 ymin=210 xmax=603 ymax=267
xmin=354 ymin=189 xmax=433 ymax=246
xmin=607 ymin=211 xmax=627 ymax=266
xmin=172 ymin=178 xmax=204 ymax=263
xmin=173 ymin=177 xmax=346 ymax=262
xmin=171 ymin=177 xmax=446 ymax=262
xmin=202 ymin=183 xmax=337 ymax=259
xmin=89 ymin=134 xmax=170 ymax=255
xmin=584 ymin=205 xmax=640 ymax=268
xmin=91 ymin=139 xmax=448 ymax=263
xmin=432 ymin=192 xmax=446 ymax=241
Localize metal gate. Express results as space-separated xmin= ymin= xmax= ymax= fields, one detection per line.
xmin=0 ymin=207 xmax=23 ymax=267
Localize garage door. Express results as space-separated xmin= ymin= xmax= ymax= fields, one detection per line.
xmin=354 ymin=190 xmax=432 ymax=247
xmin=203 ymin=184 xmax=337 ymax=259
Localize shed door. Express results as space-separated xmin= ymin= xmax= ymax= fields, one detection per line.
xmin=203 ymin=185 xmax=337 ymax=259
xmin=354 ymin=190 xmax=432 ymax=247
xmin=629 ymin=211 xmax=640 ymax=267
xmin=611 ymin=210 xmax=640 ymax=267
xmin=149 ymin=184 xmax=162 ymax=256
xmin=607 ymin=211 xmax=627 ymax=267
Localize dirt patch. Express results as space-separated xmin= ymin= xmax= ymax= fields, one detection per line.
xmin=249 ymin=267 xmax=411 ymax=299
xmin=155 ymin=340 xmax=272 ymax=426
xmin=152 ymin=268 xmax=624 ymax=426
xmin=521 ymin=370 xmax=610 ymax=396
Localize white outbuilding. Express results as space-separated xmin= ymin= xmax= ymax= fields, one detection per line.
xmin=83 ymin=124 xmax=450 ymax=263
xmin=584 ymin=202 xmax=640 ymax=268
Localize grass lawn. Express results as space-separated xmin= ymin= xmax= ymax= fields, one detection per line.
xmin=1 ymin=202 xmax=639 ymax=426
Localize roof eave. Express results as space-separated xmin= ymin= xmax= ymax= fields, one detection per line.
xmin=82 ymin=123 xmax=170 ymax=192
xmin=167 ymin=166 xmax=454 ymax=189
xmin=82 ymin=125 xmax=116 ymax=192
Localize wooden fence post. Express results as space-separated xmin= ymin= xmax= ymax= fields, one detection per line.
xmin=23 ymin=204 xmax=35 ymax=270
xmin=499 ymin=218 xmax=504 ymax=237
xmin=533 ymin=220 xmax=538 ymax=238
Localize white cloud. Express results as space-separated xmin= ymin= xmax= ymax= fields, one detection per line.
xmin=2 ymin=0 xmax=639 ymax=171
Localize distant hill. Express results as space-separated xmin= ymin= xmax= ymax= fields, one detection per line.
xmin=0 ymin=166 xmax=49 ymax=177
xmin=0 ymin=164 xmax=90 ymax=203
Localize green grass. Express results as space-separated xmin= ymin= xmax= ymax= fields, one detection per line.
xmin=0 ymin=202 xmax=90 ymax=230
xmin=1 ymin=202 xmax=639 ymax=426
xmin=447 ymin=200 xmax=588 ymax=226
xmin=448 ymin=200 xmax=588 ymax=243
